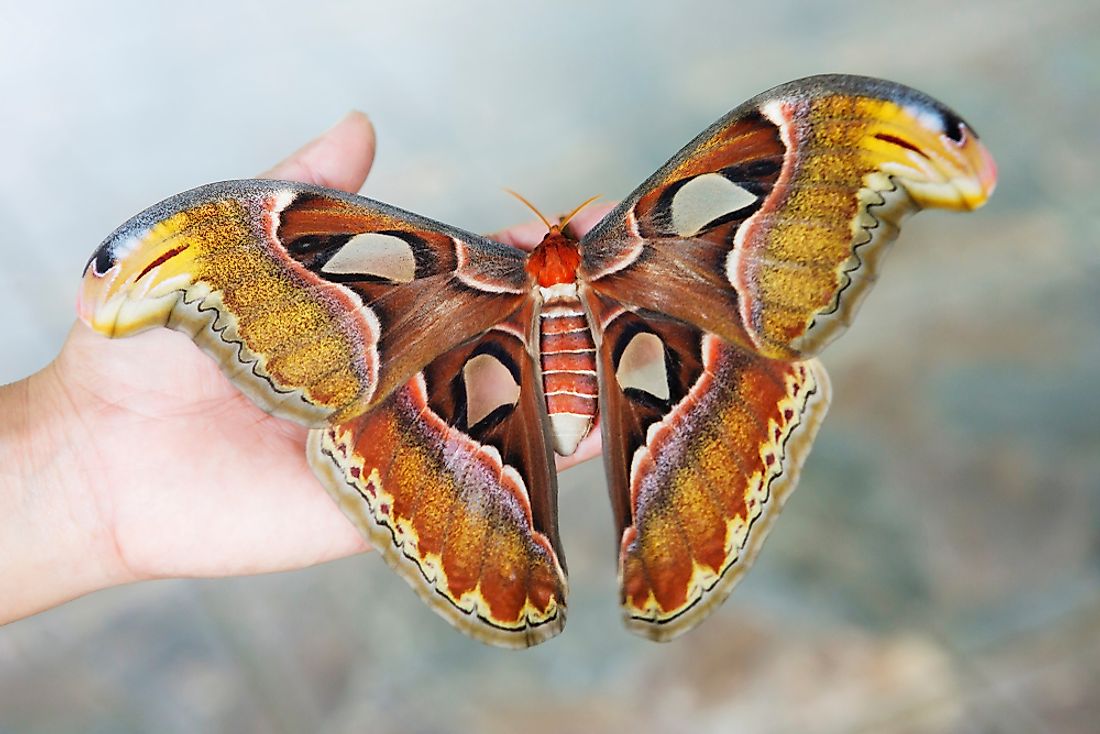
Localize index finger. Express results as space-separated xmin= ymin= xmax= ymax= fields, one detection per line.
xmin=260 ymin=111 xmax=376 ymax=193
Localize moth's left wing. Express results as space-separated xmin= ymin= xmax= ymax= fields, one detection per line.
xmin=78 ymin=180 xmax=529 ymax=425
xmin=307 ymin=303 xmax=567 ymax=648
xmin=583 ymin=291 xmax=829 ymax=641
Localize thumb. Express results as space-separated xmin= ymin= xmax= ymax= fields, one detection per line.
xmin=260 ymin=110 xmax=376 ymax=193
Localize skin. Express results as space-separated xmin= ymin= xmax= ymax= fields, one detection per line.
xmin=0 ymin=112 xmax=607 ymax=624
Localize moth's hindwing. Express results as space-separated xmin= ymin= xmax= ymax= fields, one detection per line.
xmin=79 ymin=180 xmax=529 ymax=425
xmin=307 ymin=303 xmax=567 ymax=648
xmin=580 ymin=74 xmax=996 ymax=361
xmin=584 ymin=293 xmax=830 ymax=640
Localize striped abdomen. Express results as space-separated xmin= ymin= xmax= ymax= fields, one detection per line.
xmin=539 ymin=283 xmax=597 ymax=456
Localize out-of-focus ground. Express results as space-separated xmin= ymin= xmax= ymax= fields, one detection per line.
xmin=2 ymin=1 xmax=1098 ymax=732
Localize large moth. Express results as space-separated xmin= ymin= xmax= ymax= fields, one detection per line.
xmin=79 ymin=75 xmax=996 ymax=648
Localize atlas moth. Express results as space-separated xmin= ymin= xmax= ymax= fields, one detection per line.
xmin=80 ymin=75 xmax=996 ymax=648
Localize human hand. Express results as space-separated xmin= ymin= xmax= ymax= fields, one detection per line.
xmin=0 ymin=112 xmax=607 ymax=623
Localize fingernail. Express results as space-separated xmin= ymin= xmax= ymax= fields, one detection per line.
xmin=327 ymin=110 xmax=369 ymax=133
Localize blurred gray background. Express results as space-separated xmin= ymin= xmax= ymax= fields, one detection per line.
xmin=2 ymin=1 xmax=1098 ymax=732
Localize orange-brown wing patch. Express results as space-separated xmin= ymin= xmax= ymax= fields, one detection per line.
xmin=585 ymin=295 xmax=830 ymax=641
xmin=619 ymin=338 xmax=829 ymax=640
xmin=308 ymin=308 xmax=566 ymax=648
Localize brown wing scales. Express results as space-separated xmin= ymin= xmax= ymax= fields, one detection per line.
xmin=582 ymin=74 xmax=996 ymax=361
xmin=80 ymin=180 xmax=530 ymax=424
xmin=306 ymin=305 xmax=566 ymax=647
xmin=587 ymin=299 xmax=830 ymax=640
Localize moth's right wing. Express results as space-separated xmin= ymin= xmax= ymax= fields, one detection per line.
xmin=579 ymin=74 xmax=997 ymax=362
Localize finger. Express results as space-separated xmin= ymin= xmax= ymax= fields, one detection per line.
xmin=260 ymin=110 xmax=376 ymax=193
xmin=566 ymin=201 xmax=617 ymax=240
xmin=490 ymin=201 xmax=617 ymax=251
xmin=555 ymin=428 xmax=603 ymax=472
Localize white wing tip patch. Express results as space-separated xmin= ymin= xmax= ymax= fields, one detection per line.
xmin=321 ymin=232 xmax=418 ymax=283
xmin=669 ymin=173 xmax=758 ymax=237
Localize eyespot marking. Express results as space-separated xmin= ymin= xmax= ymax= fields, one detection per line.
xmin=86 ymin=244 xmax=116 ymax=276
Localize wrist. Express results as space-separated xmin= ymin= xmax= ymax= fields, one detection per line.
xmin=0 ymin=338 xmax=134 ymax=623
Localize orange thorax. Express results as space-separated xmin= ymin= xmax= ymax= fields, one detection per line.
xmin=525 ymin=227 xmax=581 ymax=287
